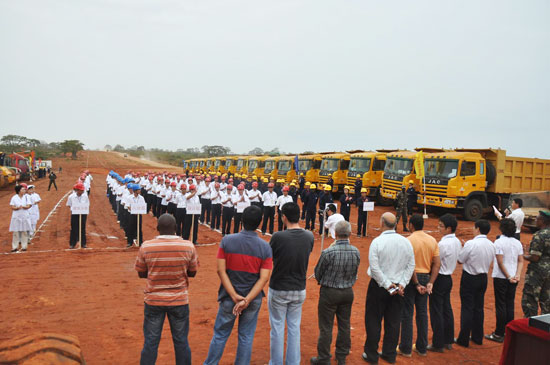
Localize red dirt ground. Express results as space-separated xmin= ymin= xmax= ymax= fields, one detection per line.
xmin=0 ymin=151 xmax=532 ymax=364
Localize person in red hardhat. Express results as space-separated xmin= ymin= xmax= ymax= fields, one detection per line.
xmin=175 ymin=184 xmax=187 ymax=236
xmin=276 ymin=186 xmax=294 ymax=231
xmin=248 ymin=181 xmax=262 ymax=208
xmin=261 ymin=182 xmax=278 ymax=235
xmin=198 ymin=176 xmax=212 ymax=226
xmin=210 ymin=182 xmax=223 ymax=231
xmin=67 ymin=182 xmax=89 ymax=249
xmin=221 ymin=184 xmax=235 ymax=236
xmin=166 ymin=181 xmax=178 ymax=216
xmin=232 ymin=184 xmax=250 ymax=233
xmin=183 ymin=184 xmax=200 ymax=244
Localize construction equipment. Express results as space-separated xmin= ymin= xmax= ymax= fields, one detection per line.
xmin=248 ymin=156 xmax=268 ymax=178
xmin=347 ymin=150 xmax=391 ymax=202
xmin=298 ymin=154 xmax=322 ymax=184
xmin=263 ymin=156 xmax=282 ymax=181
xmin=214 ymin=157 xmax=227 ymax=174
xmin=224 ymin=156 xmax=238 ymax=175
xmin=318 ymin=152 xmax=351 ymax=193
xmin=236 ymin=156 xmax=249 ymax=175
xmin=0 ymin=333 xmax=85 ymax=364
xmin=276 ymin=155 xmax=298 ymax=183
xmin=419 ymin=148 xmax=550 ymax=220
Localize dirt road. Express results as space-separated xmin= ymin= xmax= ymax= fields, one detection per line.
xmin=0 ymin=151 xmax=530 ymax=364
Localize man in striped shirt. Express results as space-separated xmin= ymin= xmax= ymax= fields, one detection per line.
xmin=135 ymin=214 xmax=199 ymax=365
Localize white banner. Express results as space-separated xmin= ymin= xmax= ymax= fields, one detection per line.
xmin=363 ymin=202 xmax=374 ymax=212
xmin=236 ymin=201 xmax=251 ymax=213
xmin=186 ymin=203 xmax=202 ymax=215
xmin=131 ymin=202 xmax=147 ymax=215
xmin=71 ymin=200 xmax=90 ymax=215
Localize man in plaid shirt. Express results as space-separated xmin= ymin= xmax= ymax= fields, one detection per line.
xmin=311 ymin=221 xmax=360 ymax=365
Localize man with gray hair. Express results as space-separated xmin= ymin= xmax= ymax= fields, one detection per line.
xmin=363 ymin=212 xmax=415 ymax=364
xmin=311 ymin=220 xmax=360 ymax=365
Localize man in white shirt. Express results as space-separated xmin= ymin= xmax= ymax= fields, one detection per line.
xmin=67 ymin=183 xmax=90 ymax=249
xmin=128 ymin=184 xmax=146 ymax=247
xmin=428 ymin=214 xmax=462 ymax=352
xmin=363 ymin=213 xmax=415 ymax=364
xmin=183 ymin=184 xmax=200 ymax=244
xmin=506 ymin=198 xmax=525 ymax=241
xmin=248 ymin=182 xmax=263 ymax=208
xmin=262 ymin=183 xmax=278 ymax=235
xmin=456 ymin=219 xmax=496 ymax=347
xmin=199 ymin=178 xmax=212 ymax=225
xmin=232 ymin=184 xmax=250 ymax=233
xmin=145 ymin=175 xmax=155 ymax=214
xmin=210 ymin=183 xmax=223 ymax=231
xmin=275 ymin=186 xmax=294 ymax=231
xmin=324 ymin=204 xmax=345 ymax=239
xmin=221 ymin=185 xmax=235 ymax=236
xmin=175 ymin=184 xmax=187 ymax=237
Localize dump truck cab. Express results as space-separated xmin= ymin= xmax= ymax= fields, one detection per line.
xmin=276 ymin=156 xmax=297 ymax=183
xmin=204 ymin=158 xmax=215 ymax=173
xmin=298 ymin=154 xmax=322 ymax=184
xmin=347 ymin=150 xmax=389 ymax=199
xmin=236 ymin=156 xmax=249 ymax=175
xmin=225 ymin=156 xmax=238 ymax=175
xmin=198 ymin=159 xmax=206 ymax=173
xmin=319 ymin=152 xmax=351 ymax=193
xmin=248 ymin=156 xmax=268 ymax=179
xmin=183 ymin=160 xmax=189 ymax=172
xmin=264 ymin=156 xmax=281 ymax=181
xmin=214 ymin=157 xmax=227 ymax=174
xmin=381 ymin=151 xmax=420 ymax=201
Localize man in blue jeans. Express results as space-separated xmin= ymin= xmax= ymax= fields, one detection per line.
xmin=268 ymin=202 xmax=314 ymax=365
xmin=204 ymin=205 xmax=273 ymax=365
xmin=135 ymin=214 xmax=199 ymax=365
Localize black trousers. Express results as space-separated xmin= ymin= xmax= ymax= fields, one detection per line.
xmin=364 ymin=279 xmax=403 ymax=363
xmin=159 ymin=204 xmax=168 ymax=216
xmin=211 ymin=204 xmax=221 ymax=230
xmin=493 ymin=277 xmax=518 ymax=336
xmin=305 ymin=209 xmax=316 ymax=230
xmin=234 ymin=212 xmax=243 ymax=233
xmin=251 ymin=201 xmax=262 ymax=209
xmin=222 ymin=207 xmax=234 ymax=235
xmin=155 ymin=197 xmax=162 ymax=217
xmin=341 ymin=207 xmax=350 ymax=222
xmin=457 ymin=271 xmax=487 ymax=346
xmin=429 ymin=274 xmax=454 ymax=348
xmin=175 ymin=208 xmax=186 ymax=237
xmin=200 ymin=198 xmax=211 ymax=224
xmin=183 ymin=214 xmax=199 ymax=244
xmin=128 ymin=214 xmax=143 ymax=246
xmin=146 ymin=194 xmax=154 ymax=213
xmin=150 ymin=195 xmax=157 ymax=216
xmin=277 ymin=207 xmax=285 ymax=231
xmin=357 ymin=211 xmax=367 ymax=236
xmin=318 ymin=211 xmax=325 ymax=232
xmin=48 ymin=180 xmax=57 ymax=190
xmin=514 ymin=232 xmax=521 ymax=241
xmin=317 ymin=286 xmax=354 ymax=361
xmin=70 ymin=214 xmax=87 ymax=248
xmin=167 ymin=202 xmax=177 ymax=216
xmin=261 ymin=206 xmax=275 ymax=234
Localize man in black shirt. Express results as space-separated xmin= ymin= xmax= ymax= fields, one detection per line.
xmin=268 ymin=202 xmax=314 ymax=365
xmin=48 ymin=171 xmax=58 ymax=191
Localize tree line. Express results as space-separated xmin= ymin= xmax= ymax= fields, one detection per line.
xmin=0 ymin=135 xmax=84 ymax=160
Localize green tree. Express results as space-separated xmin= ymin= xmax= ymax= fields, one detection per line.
xmin=60 ymin=140 xmax=84 ymax=159
xmin=248 ymin=147 xmax=264 ymax=155
xmin=201 ymin=145 xmax=231 ymax=157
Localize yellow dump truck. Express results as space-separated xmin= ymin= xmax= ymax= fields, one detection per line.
xmin=198 ymin=159 xmax=207 ymax=173
xmin=236 ymin=156 xmax=249 ymax=175
xmin=248 ymin=156 xmax=268 ymax=179
xmin=205 ymin=157 xmax=216 ymax=173
xmin=298 ymin=154 xmax=322 ymax=184
xmin=214 ymin=157 xmax=227 ymax=174
xmin=420 ymin=148 xmax=550 ymax=220
xmin=264 ymin=156 xmax=282 ymax=181
xmin=276 ymin=156 xmax=297 ymax=183
xmin=224 ymin=156 xmax=238 ymax=175
xmin=188 ymin=159 xmax=200 ymax=173
xmin=319 ymin=152 xmax=351 ymax=193
xmin=380 ymin=150 xmax=421 ymax=201
xmin=347 ymin=151 xmax=389 ymax=201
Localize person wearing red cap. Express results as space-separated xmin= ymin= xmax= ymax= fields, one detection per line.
xmin=233 ymin=184 xmax=250 ymax=233
xmin=159 ymin=180 xmax=171 ymax=216
xmin=67 ymin=182 xmax=89 ymax=248
xmin=83 ymin=170 xmax=93 ymax=196
xmin=248 ymin=182 xmax=263 ymax=209
xmin=211 ymin=183 xmax=223 ymax=232
xmin=175 ymin=184 xmax=188 ymax=237
xmin=198 ymin=178 xmax=212 ymax=226
xmin=221 ymin=185 xmax=235 ymax=236
xmin=276 ymin=186 xmax=294 ymax=231
xmin=166 ymin=182 xmax=178 ymax=217
xmin=145 ymin=175 xmax=155 ymax=214
xmin=152 ymin=177 xmax=162 ymax=218
xmin=183 ymin=185 xmax=200 ymax=244
xmin=262 ymin=183 xmax=278 ymax=235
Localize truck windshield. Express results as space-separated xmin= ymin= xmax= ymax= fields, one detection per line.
xmin=249 ymin=160 xmax=258 ymax=170
xmin=265 ymin=161 xmax=275 ymax=173
xmin=215 ymin=160 xmax=221 ymax=168
xmin=299 ymin=159 xmax=312 ymax=172
xmin=385 ymin=158 xmax=413 ymax=176
xmin=350 ymin=158 xmax=371 ymax=173
xmin=225 ymin=160 xmax=233 ymax=167
xmin=278 ymin=160 xmax=291 ymax=172
xmin=237 ymin=160 xmax=244 ymax=168
xmin=424 ymin=159 xmax=458 ymax=179
xmin=321 ymin=158 xmax=339 ymax=172
xmin=200 ymin=161 xmax=205 ymax=167
xmin=206 ymin=161 xmax=212 ymax=168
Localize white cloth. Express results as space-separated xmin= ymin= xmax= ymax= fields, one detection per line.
xmin=276 ymin=194 xmax=293 ymax=208
xmin=66 ymin=192 xmax=90 ymax=215
xmin=28 ymin=193 xmax=41 ymax=224
xmin=508 ymin=208 xmax=525 ymax=234
xmin=262 ymin=191 xmax=278 ymax=206
xmin=438 ymin=233 xmax=462 ymax=275
xmin=492 ymin=236 xmax=524 ymax=279
xmin=9 ymin=194 xmax=32 ymax=232
xmin=176 ymin=191 xmax=187 ymax=208
xmin=199 ymin=183 xmax=211 ymax=199
xmin=458 ymin=234 xmax=495 ymax=275
xmin=325 ymin=213 xmax=346 ymax=239
xmin=248 ymin=189 xmax=262 ymax=202
xmin=221 ymin=191 xmax=234 ymax=207
xmin=367 ymin=230 xmax=415 ymax=289
xmin=185 ymin=192 xmax=200 ymax=205
xmin=211 ymin=190 xmax=222 ymax=204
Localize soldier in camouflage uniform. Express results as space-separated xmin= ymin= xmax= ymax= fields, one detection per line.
xmin=395 ymin=185 xmax=409 ymax=232
xmin=521 ymin=210 xmax=550 ymax=317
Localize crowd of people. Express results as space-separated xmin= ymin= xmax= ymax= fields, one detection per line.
xmin=8 ymin=183 xmax=41 ymax=252
xmin=131 ymin=174 xmax=550 ymax=365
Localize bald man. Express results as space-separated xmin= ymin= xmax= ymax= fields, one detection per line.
xmin=363 ymin=212 xmax=415 ymax=364
xmin=135 ymin=214 xmax=199 ymax=364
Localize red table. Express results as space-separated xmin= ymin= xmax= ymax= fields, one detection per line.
xmin=499 ymin=318 xmax=550 ymax=365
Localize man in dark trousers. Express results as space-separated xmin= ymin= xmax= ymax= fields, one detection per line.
xmin=456 ymin=219 xmax=495 ymax=347
xmin=66 ymin=183 xmax=89 ymax=248
xmin=318 ymin=185 xmax=333 ymax=234
xmin=395 ymin=185 xmax=409 ymax=232
xmin=48 ymin=171 xmax=58 ymax=191
xmin=356 ymin=188 xmax=369 ymax=237
xmin=311 ymin=221 xmax=360 ymax=365
xmin=304 ymin=184 xmax=318 ymax=231
xmin=339 ymin=186 xmax=353 ymax=221
xmin=406 ymin=181 xmax=417 ymax=216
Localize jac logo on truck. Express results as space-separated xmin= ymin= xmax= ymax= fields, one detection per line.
xmin=426 ymin=178 xmax=448 ymax=185
xmin=384 ymin=174 xmax=400 ymax=181
xmin=349 ymin=171 xmax=357 ymax=177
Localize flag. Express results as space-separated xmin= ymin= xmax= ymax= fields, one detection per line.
xmin=294 ymin=155 xmax=299 ymax=173
xmin=414 ymin=151 xmax=425 ymax=178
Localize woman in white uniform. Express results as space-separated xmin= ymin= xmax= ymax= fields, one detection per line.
xmin=27 ymin=185 xmax=41 ymax=237
xmin=10 ymin=184 xmax=32 ymax=252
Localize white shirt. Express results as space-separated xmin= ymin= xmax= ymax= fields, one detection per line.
xmin=368 ymin=230 xmax=415 ymax=289
xmin=458 ymin=234 xmax=496 ymax=275
xmin=325 ymin=213 xmax=346 ymax=239
xmin=129 ymin=194 xmax=146 ymax=213
xmin=248 ymin=189 xmax=262 ymax=202
xmin=508 ymin=208 xmax=525 ymax=234
xmin=221 ymin=191 xmax=234 ymax=207
xmin=438 ymin=233 xmax=462 ymax=275
xmin=492 ymin=236 xmax=524 ymax=279
xmin=199 ymin=184 xmax=211 ymax=199
xmin=232 ymin=192 xmax=250 ymax=205
xmin=28 ymin=193 xmax=41 ymax=218
xmin=10 ymin=194 xmax=31 ymax=219
xmin=211 ymin=190 xmax=222 ymax=204
xmin=67 ymin=192 xmax=90 ymax=214
xmin=262 ymin=191 xmax=278 ymax=207
xmin=276 ymin=194 xmax=293 ymax=209
xmin=185 ymin=192 xmax=200 ymax=205
xmin=176 ymin=191 xmax=187 ymax=208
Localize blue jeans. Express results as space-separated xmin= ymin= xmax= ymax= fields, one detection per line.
xmin=141 ymin=303 xmax=191 ymax=365
xmin=268 ymin=288 xmax=306 ymax=365
xmin=204 ymin=296 xmax=262 ymax=365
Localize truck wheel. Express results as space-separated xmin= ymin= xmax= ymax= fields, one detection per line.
xmin=464 ymin=199 xmax=483 ymax=221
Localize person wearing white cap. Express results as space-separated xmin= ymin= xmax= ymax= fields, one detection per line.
xmin=10 ymin=184 xmax=32 ymax=252
xmin=26 ymin=185 xmax=41 ymax=238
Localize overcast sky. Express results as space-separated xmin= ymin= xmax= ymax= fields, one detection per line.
xmin=1 ymin=1 xmax=548 ymax=158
